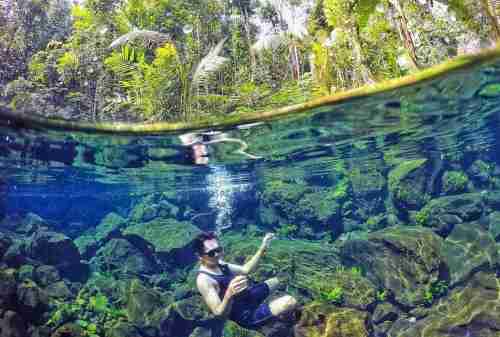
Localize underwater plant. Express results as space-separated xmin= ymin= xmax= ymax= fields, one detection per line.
xmin=276 ymin=223 xmax=299 ymax=238
xmin=324 ymin=286 xmax=345 ymax=305
xmin=376 ymin=289 xmax=387 ymax=302
xmin=423 ymin=280 xmax=449 ymax=306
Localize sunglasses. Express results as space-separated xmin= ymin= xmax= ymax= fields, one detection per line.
xmin=204 ymin=247 xmax=223 ymax=257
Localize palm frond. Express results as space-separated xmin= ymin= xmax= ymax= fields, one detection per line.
xmin=109 ymin=29 xmax=171 ymax=50
xmin=251 ymin=32 xmax=286 ymax=53
xmin=192 ymin=37 xmax=229 ymax=88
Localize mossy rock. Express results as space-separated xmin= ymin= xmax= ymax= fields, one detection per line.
xmin=129 ymin=193 xmax=180 ymax=223
xmin=221 ymin=233 xmax=341 ymax=301
xmin=125 ymin=278 xmax=167 ymax=326
xmin=295 ymin=303 xmax=370 ymax=337
xmin=479 ymin=83 xmax=500 ymax=97
xmin=339 ymin=226 xmax=444 ymax=308
xmin=325 ymin=270 xmax=377 ymax=310
xmin=260 ymin=179 xmax=310 ymax=213
xmin=158 ymin=294 xmax=224 ymax=337
xmin=415 ymin=193 xmax=484 ymax=236
xmin=74 ymin=212 xmax=127 ymax=259
xmin=123 ymin=218 xmax=201 ymax=254
xmin=467 ymin=160 xmax=493 ymax=186
xmin=388 ymin=158 xmax=429 ymax=211
xmin=441 ymin=170 xmax=469 ymax=195
xmin=91 ymin=238 xmax=157 ymax=277
xmin=388 ymin=271 xmax=500 ymax=337
xmin=488 ymin=211 xmax=500 ymax=241
xmin=441 ymin=223 xmax=498 ymax=286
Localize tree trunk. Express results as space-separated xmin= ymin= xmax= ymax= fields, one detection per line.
xmin=391 ymin=0 xmax=420 ymax=69
xmin=482 ymin=0 xmax=500 ymax=41
xmin=350 ymin=28 xmax=375 ymax=85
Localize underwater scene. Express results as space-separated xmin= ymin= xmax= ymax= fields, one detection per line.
xmin=1 ymin=52 xmax=500 ymax=337
xmin=3 ymin=0 xmax=500 ymax=336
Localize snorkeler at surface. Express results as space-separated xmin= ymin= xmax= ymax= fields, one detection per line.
xmin=194 ymin=231 xmax=299 ymax=331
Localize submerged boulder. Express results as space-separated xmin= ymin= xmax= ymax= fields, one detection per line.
xmin=74 ymin=212 xmax=126 ymax=260
xmin=441 ymin=223 xmax=498 ymax=285
xmin=123 ymin=218 xmax=201 ymax=267
xmin=294 ymin=303 xmax=370 ymax=337
xmin=28 ymin=230 xmax=80 ymax=266
xmin=388 ymin=158 xmax=429 ymax=212
xmin=415 ymin=193 xmax=484 ymax=236
xmin=339 ymin=226 xmax=444 ymax=308
xmin=91 ymin=238 xmax=157 ymax=277
xmin=129 ymin=193 xmax=180 ymax=223
xmin=388 ymin=271 xmax=500 ymax=337
xmin=158 ymin=294 xmax=225 ymax=337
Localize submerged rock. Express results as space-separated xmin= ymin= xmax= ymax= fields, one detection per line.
xmin=158 ymin=294 xmax=224 ymax=337
xmin=0 ymin=310 xmax=27 ymax=337
xmin=28 ymin=230 xmax=80 ymax=266
xmin=123 ymin=218 xmax=200 ymax=253
xmin=441 ymin=170 xmax=469 ymax=195
xmin=125 ymin=279 xmax=166 ymax=326
xmin=0 ymin=233 xmax=12 ymax=259
xmin=488 ymin=211 xmax=500 ymax=241
xmin=91 ymin=238 xmax=157 ymax=277
xmin=415 ymin=193 xmax=484 ymax=236
xmin=294 ymin=303 xmax=370 ymax=337
xmin=441 ymin=223 xmax=498 ymax=285
xmin=388 ymin=159 xmax=429 ymax=213
xmin=339 ymin=226 xmax=444 ymax=308
xmin=388 ymin=271 xmax=500 ymax=337
xmin=16 ymin=280 xmax=48 ymax=322
xmin=123 ymin=218 xmax=201 ymax=266
xmin=74 ymin=212 xmax=126 ymax=259
xmin=129 ymin=193 xmax=180 ymax=223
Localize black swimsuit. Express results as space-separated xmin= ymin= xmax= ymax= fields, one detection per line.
xmin=198 ymin=264 xmax=274 ymax=329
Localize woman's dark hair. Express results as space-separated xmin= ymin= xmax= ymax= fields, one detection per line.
xmin=193 ymin=231 xmax=218 ymax=255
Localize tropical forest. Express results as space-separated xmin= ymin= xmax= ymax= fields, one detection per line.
xmin=1 ymin=0 xmax=499 ymax=122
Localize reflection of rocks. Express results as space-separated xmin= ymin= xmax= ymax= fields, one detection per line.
xmin=441 ymin=223 xmax=498 ymax=285
xmin=339 ymin=226 xmax=444 ymax=308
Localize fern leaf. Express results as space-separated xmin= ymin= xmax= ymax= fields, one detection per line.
xmin=109 ymin=29 xmax=171 ymax=50
xmin=192 ymin=37 xmax=229 ymax=88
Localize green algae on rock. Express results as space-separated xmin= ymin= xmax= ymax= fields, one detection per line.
xmin=388 ymin=271 xmax=500 ymax=337
xmin=295 ymin=303 xmax=370 ymax=337
xmin=416 ymin=193 xmax=485 ymax=236
xmin=339 ymin=226 xmax=444 ymax=308
xmin=123 ymin=218 xmax=201 ymax=254
xmin=388 ymin=158 xmax=429 ymax=212
xmin=441 ymin=223 xmax=498 ymax=285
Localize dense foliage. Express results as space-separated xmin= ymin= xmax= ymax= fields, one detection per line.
xmin=0 ymin=0 xmax=498 ymax=122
